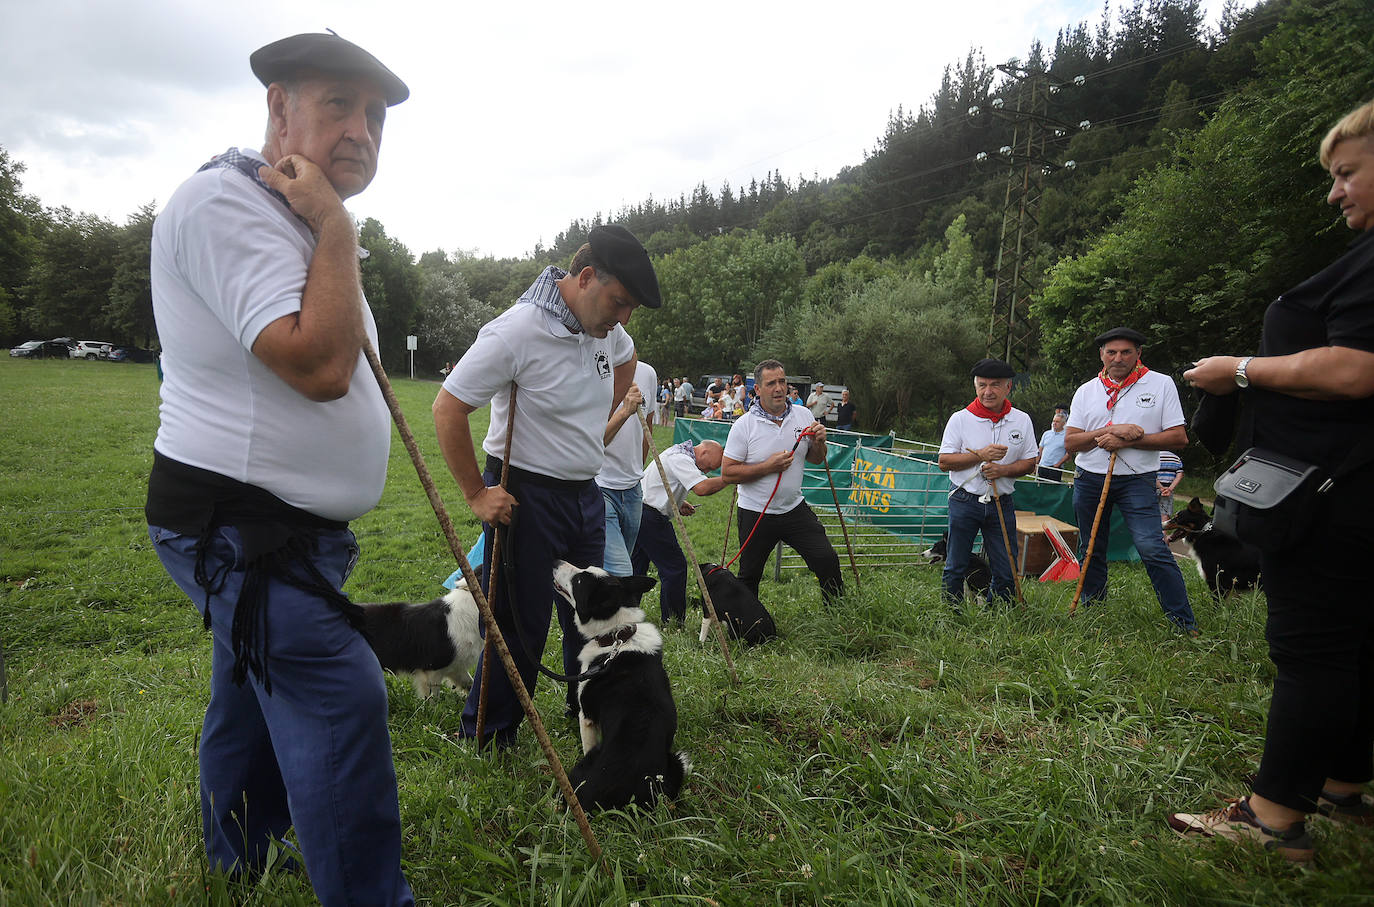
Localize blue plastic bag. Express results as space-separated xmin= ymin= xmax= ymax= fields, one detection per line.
xmin=441 ymin=533 xmax=486 ymax=590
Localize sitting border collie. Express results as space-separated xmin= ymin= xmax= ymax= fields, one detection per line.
xmin=697 ymin=564 xmax=778 ymax=645
xmin=1173 ymin=521 xmax=1263 ymax=597
xmin=920 ymin=534 xmax=992 ymax=601
xmin=359 ymin=580 xmax=482 ymax=698
xmin=553 ymin=561 xmax=690 ymax=812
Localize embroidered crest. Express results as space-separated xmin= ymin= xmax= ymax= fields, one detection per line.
xmin=1008 ymin=429 xmax=1024 ymax=444
xmin=1135 ymin=392 xmax=1156 ymax=408
xmin=594 ymin=350 xmax=611 ymax=379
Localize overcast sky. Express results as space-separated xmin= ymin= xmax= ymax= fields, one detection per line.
xmin=1 ymin=0 xmax=1229 ymax=260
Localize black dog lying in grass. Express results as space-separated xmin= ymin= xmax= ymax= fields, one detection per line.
xmin=696 ymin=564 xmax=778 ymax=645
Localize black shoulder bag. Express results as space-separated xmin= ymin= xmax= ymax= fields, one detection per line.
xmin=1213 ymin=439 xmax=1374 ymax=553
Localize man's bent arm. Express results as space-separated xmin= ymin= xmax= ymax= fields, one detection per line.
xmin=721 ymin=454 xmax=789 ymax=484
xmin=433 ymin=388 xmax=515 ymax=524
xmin=252 ymin=158 xmax=367 ymax=402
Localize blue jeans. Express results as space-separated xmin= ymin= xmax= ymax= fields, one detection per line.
xmin=1072 ymin=469 xmax=1197 ymax=631
xmin=149 ymin=524 xmax=413 ymax=907
xmin=601 ymin=484 xmax=643 ymax=577
xmin=943 ymin=487 xmax=1019 ymax=605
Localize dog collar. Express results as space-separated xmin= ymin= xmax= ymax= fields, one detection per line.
xmin=594 ymin=623 xmax=638 ymax=647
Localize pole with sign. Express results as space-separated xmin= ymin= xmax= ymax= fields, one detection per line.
xmin=406 ymin=335 xmax=418 ymax=380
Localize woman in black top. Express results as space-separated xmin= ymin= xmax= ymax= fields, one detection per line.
xmin=1170 ymin=100 xmax=1374 ymax=861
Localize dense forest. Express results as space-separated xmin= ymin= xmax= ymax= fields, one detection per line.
xmin=2 ymin=0 xmax=1371 ymax=444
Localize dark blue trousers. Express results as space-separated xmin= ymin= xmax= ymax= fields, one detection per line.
xmin=943 ymin=487 xmax=1019 ymax=604
xmin=1072 ymin=469 xmax=1196 ymax=631
xmin=631 ymin=504 xmax=688 ymax=623
xmin=460 ymin=470 xmax=605 ymax=745
xmin=149 ymin=524 xmax=413 ymax=907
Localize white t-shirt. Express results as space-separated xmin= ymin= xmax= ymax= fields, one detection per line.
xmin=1068 ymin=369 xmax=1186 ymax=475
xmin=150 ymin=147 xmax=390 ymax=521
xmin=939 ymin=406 xmax=1039 ymax=496
xmin=807 ymin=390 xmax=833 ymax=419
xmin=724 ymin=403 xmax=816 ymax=514
xmin=444 ymin=298 xmax=635 ymax=480
xmin=641 ymin=445 xmax=710 ymax=516
xmin=597 ymin=359 xmax=658 ymax=491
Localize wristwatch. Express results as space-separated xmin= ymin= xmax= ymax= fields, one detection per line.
xmin=1234 ymin=356 xmax=1254 ymax=388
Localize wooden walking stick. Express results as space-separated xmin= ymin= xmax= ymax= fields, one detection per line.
xmin=821 ymin=454 xmax=861 ymax=591
xmin=360 ymin=344 xmax=604 ymax=868
xmin=639 ymin=413 xmax=740 ymax=686
xmin=1070 ymin=449 xmax=1117 ymax=615
xmin=966 ymin=449 xmax=1022 ymax=603
xmin=475 ymin=384 xmax=517 ymax=748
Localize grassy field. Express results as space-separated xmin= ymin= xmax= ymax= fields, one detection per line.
xmin=1 ymin=357 xmax=1370 ymax=905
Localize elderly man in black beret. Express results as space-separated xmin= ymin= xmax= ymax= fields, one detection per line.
xmin=434 ymin=224 xmax=660 ymax=748
xmin=937 ymin=358 xmax=1040 ymax=606
xmin=1063 ymin=327 xmax=1198 ymax=634
xmin=144 ymin=33 xmax=413 ymax=905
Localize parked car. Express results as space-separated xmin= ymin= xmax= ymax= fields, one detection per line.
xmin=70 ymin=340 xmax=115 ymax=360
xmin=9 ymin=339 xmax=74 ymax=359
xmin=110 ymin=346 xmax=157 ymax=363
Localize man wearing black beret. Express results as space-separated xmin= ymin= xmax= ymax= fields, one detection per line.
xmin=937 ymin=358 xmax=1040 ymax=606
xmin=1063 ymin=327 xmax=1198 ymax=634
xmin=434 ymin=224 xmax=659 ymax=747
xmin=145 ymin=33 xmax=413 ymax=905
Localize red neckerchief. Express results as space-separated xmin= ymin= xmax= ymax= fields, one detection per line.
xmin=966 ymin=398 xmax=1012 ymax=423
xmin=1099 ymin=362 xmax=1149 ymax=411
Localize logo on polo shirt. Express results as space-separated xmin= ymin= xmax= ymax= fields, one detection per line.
xmin=1008 ymin=429 xmax=1024 ymax=444
xmin=594 ymin=350 xmax=611 ymax=379
xmin=1136 ymin=392 xmax=1156 ymax=408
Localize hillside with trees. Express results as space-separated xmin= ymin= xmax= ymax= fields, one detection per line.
xmin=2 ymin=0 xmax=1370 ymax=441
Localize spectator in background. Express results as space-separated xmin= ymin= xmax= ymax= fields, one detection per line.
xmin=681 ymin=376 xmax=695 ymax=414
xmin=836 ymin=389 xmax=857 ymax=431
xmin=1037 ymin=404 xmax=1071 ymax=480
xmin=807 ymin=381 xmax=834 ymax=421
xmin=787 ymin=386 xmax=803 ymax=407
xmin=657 ymin=381 xmax=671 ymax=423
xmin=1156 ymin=450 xmax=1183 ymax=527
xmin=673 ymin=377 xmax=687 ymax=418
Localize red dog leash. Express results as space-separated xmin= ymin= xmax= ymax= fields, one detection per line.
xmin=716 ymin=427 xmax=817 ymax=574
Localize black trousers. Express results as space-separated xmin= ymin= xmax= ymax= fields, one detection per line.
xmin=631 ymin=505 xmax=688 ymax=623
xmin=1252 ymin=501 xmax=1374 ymax=813
xmin=736 ymin=502 xmax=843 ymax=606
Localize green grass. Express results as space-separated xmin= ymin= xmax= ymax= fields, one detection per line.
xmin=1 ymin=357 xmax=1371 ymax=905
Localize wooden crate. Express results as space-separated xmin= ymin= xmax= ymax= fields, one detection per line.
xmin=1012 ymin=511 xmax=1079 ymax=576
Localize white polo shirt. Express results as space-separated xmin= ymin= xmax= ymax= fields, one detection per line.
xmin=444 ymin=296 xmax=635 ymax=481
xmin=597 ymin=359 xmax=659 ymax=491
xmin=939 ymin=406 xmax=1039 ymax=496
xmin=150 ymin=147 xmax=390 ymax=521
xmin=1068 ymin=369 xmax=1185 ymax=475
xmin=724 ymin=403 xmax=816 ymax=514
xmin=641 ymin=445 xmax=710 ymax=516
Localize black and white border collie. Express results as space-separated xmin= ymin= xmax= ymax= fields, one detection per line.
xmin=920 ymin=533 xmax=992 ymax=600
xmin=697 ymin=564 xmax=777 ymax=645
xmin=552 ymin=561 xmax=691 ymax=812
xmin=1171 ymin=521 xmax=1263 ymax=597
xmin=359 ymin=579 xmax=483 ymax=698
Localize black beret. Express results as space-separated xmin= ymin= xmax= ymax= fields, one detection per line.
xmin=588 ymin=225 xmax=661 ymax=309
xmin=1094 ymin=326 xmax=1147 ymax=346
xmin=970 ymin=357 xmax=1015 ymax=379
xmin=250 ymin=32 xmax=409 ymax=106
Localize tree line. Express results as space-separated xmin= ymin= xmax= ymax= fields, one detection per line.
xmin=2 ymin=0 xmax=1369 ymax=449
